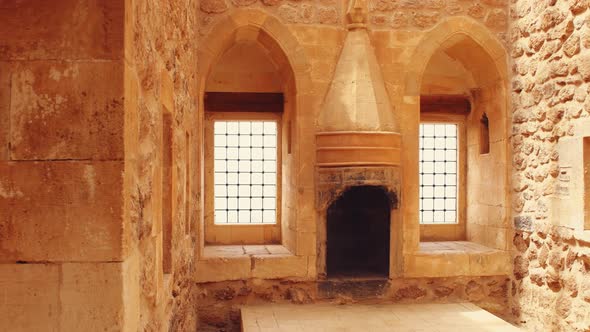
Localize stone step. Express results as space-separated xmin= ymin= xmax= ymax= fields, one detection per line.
xmin=241 ymin=302 xmax=522 ymax=332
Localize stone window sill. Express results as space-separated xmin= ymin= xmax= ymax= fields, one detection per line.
xmin=405 ymin=241 xmax=510 ymax=278
xmin=201 ymin=244 xmax=292 ymax=259
xmin=196 ymin=245 xmax=310 ymax=282
xmin=418 ymin=241 xmax=498 ymax=254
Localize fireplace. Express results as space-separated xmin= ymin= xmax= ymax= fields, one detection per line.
xmin=327 ymin=186 xmax=392 ymax=278
xmin=316 ymin=167 xmax=399 ymax=279
xmin=315 ymin=0 xmax=402 ymax=279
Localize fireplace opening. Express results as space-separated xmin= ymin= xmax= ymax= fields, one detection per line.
xmin=326 ymin=186 xmax=391 ymax=278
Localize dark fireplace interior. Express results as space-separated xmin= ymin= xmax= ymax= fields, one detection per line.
xmin=326 ymin=186 xmax=391 ymax=278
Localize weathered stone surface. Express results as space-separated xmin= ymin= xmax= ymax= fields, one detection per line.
xmin=60 ymin=262 xmax=126 ymax=331
xmin=195 ymin=276 xmax=510 ymax=330
xmin=529 ymin=268 xmax=546 ymax=286
xmin=539 ymin=8 xmax=567 ymax=32
xmin=511 ymin=1 xmax=590 ymax=328
xmin=278 ymin=3 xmax=299 ymax=23
xmin=262 ymin=0 xmax=281 ymax=5
xmin=446 ymin=1 xmax=463 ymax=15
xmin=481 ymin=0 xmax=508 ymax=7
xmin=201 ymin=0 xmax=229 ymax=13
xmin=371 ymin=14 xmax=388 ymax=26
xmin=412 ymin=11 xmax=439 ymax=28
xmin=125 ymin=0 xmax=199 ymax=329
xmin=486 ymin=9 xmax=508 ymax=30
xmin=368 ymin=0 xmax=507 ymax=29
xmin=9 ymin=61 xmax=124 ymax=160
xmin=468 ymin=3 xmax=487 ymax=19
xmin=391 ymin=11 xmax=408 ymax=28
xmin=581 ymin=280 xmax=590 ymax=302
xmin=318 ymin=279 xmax=389 ymax=299
xmin=11 ymin=0 xmax=590 ymax=331
xmin=232 ymin=0 xmax=257 ymax=6
xmin=251 ymin=255 xmax=308 ymax=279
xmin=465 ymin=280 xmax=485 ymax=301
xmin=0 ymin=62 xmax=9 ymax=161
xmin=434 ymin=286 xmax=454 ymax=297
xmin=563 ymin=34 xmax=581 ymax=57
xmin=514 ymin=215 xmax=533 ymax=231
xmin=300 ymin=4 xmax=315 ymax=24
xmin=317 ymin=7 xmax=339 ymax=24
xmin=372 ymin=0 xmax=398 ymax=12
xmin=570 ymin=0 xmax=590 ymax=14
xmin=578 ymin=54 xmax=590 ymax=81
xmin=0 ymin=0 xmax=124 ymax=60
xmin=0 ymin=161 xmax=124 ymax=261
xmin=394 ymin=285 xmax=427 ymax=300
xmin=514 ymin=255 xmax=529 ymax=279
xmin=0 ymin=264 xmax=59 ymax=331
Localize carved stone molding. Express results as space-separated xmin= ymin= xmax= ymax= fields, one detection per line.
xmin=316 ymin=166 xmax=400 ymax=211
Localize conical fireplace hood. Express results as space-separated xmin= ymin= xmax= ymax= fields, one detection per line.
xmin=316 ymin=0 xmax=401 ymax=167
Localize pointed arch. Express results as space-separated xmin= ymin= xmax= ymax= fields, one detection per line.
xmin=404 ymin=16 xmax=508 ymax=96
xmin=401 ymin=16 xmax=511 ymax=253
xmin=198 ymin=9 xmax=312 ymax=99
xmin=197 ymin=9 xmax=315 ymax=255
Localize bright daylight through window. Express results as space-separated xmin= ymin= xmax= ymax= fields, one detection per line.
xmin=419 ymin=123 xmax=458 ymax=224
xmin=213 ymin=120 xmax=278 ymax=224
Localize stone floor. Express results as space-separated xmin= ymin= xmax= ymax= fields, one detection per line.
xmin=241 ymin=303 xmax=521 ymax=331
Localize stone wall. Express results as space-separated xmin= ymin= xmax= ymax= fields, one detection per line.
xmin=510 ymin=0 xmax=590 ymax=330
xmin=369 ymin=0 xmax=508 ymax=34
xmin=199 ymin=0 xmax=342 ymax=32
xmin=195 ymin=276 xmax=510 ymax=331
xmin=9 ymin=0 xmax=590 ymax=331
xmin=0 ymin=1 xmax=200 ymax=330
xmin=194 ymin=5 xmax=514 ymax=329
xmin=0 ymin=1 xmax=130 ymax=330
xmin=198 ymin=0 xmax=509 ymax=40
xmin=124 ymin=0 xmax=199 ymax=331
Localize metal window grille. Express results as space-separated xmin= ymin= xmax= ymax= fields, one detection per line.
xmin=213 ymin=120 xmax=277 ymax=224
xmin=419 ymin=123 xmax=458 ymax=224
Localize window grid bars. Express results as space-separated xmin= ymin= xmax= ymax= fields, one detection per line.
xmin=213 ymin=121 xmax=277 ymax=224
xmin=419 ymin=123 xmax=458 ymax=224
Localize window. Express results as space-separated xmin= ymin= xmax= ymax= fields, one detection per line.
xmin=204 ymin=92 xmax=283 ymax=244
xmin=213 ymin=120 xmax=278 ymax=225
xmin=480 ymin=113 xmax=490 ymax=154
xmin=419 ymin=123 xmax=458 ymax=224
xmin=185 ymin=131 xmax=191 ymax=235
xmin=162 ymin=111 xmax=173 ymax=274
xmin=585 ymin=137 xmax=590 ymax=230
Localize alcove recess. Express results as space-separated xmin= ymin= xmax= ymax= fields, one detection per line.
xmin=314 ymin=1 xmax=402 ymax=278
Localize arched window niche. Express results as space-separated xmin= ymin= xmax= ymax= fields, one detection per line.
xmin=203 ymin=37 xmax=288 ymax=245
xmin=195 ymin=10 xmax=316 ymax=282
xmin=419 ymin=30 xmax=509 ymax=248
xmin=402 ymin=18 xmax=511 ymax=278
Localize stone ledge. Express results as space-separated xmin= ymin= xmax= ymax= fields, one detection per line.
xmin=404 ymin=241 xmax=510 ymax=278
xmin=195 ymin=245 xmax=310 ymax=282
xmin=201 ymin=244 xmax=292 ymax=258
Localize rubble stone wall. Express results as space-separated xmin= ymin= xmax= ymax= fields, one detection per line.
xmin=198 ymin=0 xmax=509 ymax=42
xmin=124 ymin=0 xmax=199 ymax=331
xmin=510 ymin=0 xmax=590 ymax=331
xmin=195 ymin=276 xmax=511 ymax=331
